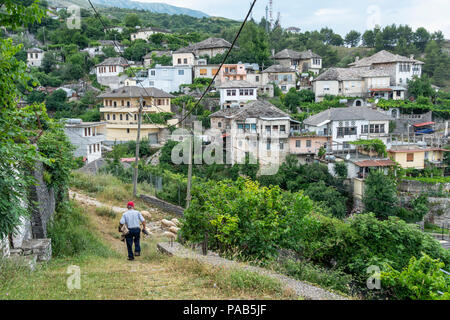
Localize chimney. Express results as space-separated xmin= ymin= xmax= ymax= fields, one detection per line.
xmin=271 ymin=49 xmax=275 ymax=57
xmin=355 ymin=56 xmax=360 ymax=62
xmin=410 ymin=54 xmax=414 ymax=59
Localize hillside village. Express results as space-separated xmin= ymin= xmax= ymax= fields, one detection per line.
xmin=1 ymin=0 xmax=450 ymax=301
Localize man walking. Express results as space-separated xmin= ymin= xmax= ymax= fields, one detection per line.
xmin=119 ymin=201 xmax=146 ymax=261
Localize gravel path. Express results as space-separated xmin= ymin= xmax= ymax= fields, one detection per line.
xmin=158 ymin=242 xmax=349 ymax=300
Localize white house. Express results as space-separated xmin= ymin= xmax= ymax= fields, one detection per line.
xmin=130 ymin=27 xmax=171 ymax=42
xmin=313 ymin=67 xmax=405 ymax=102
xmin=137 ymin=65 xmax=193 ymax=94
xmin=303 ymin=107 xmax=392 ymax=152
xmin=217 ymin=80 xmax=258 ymax=109
xmin=64 ymin=119 xmax=107 ymax=164
xmin=348 ymin=50 xmax=424 ymax=88
xmin=81 ymin=40 xmax=124 ymax=58
xmin=95 ymin=57 xmax=129 ymax=90
xmin=27 ymin=48 xmax=44 ymax=67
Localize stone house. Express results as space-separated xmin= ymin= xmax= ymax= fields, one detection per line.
xmin=172 ymin=38 xmax=233 ymax=66
xmin=348 ymin=50 xmax=424 ymax=88
xmin=313 ymin=67 xmax=405 ymax=102
xmin=272 ymin=49 xmax=322 ymax=74
xmin=209 ymin=100 xmax=296 ymax=167
xmin=261 ymin=64 xmax=297 ymax=93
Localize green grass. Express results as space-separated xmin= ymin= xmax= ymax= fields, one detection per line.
xmin=95 ymin=206 xmax=117 ymax=219
xmin=424 ymin=222 xmax=450 ymax=235
xmin=403 ymin=176 xmax=450 ymax=184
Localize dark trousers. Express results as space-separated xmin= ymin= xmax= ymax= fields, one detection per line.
xmin=125 ymin=228 xmax=141 ymax=259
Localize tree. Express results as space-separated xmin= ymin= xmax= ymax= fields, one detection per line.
xmin=363 ymin=170 xmax=398 ymax=219
xmin=362 ymin=30 xmax=375 ymax=47
xmin=304 ymin=181 xmax=347 ymax=218
xmin=407 ymin=75 xmax=434 ymax=98
xmin=345 ymin=30 xmax=361 ymax=47
xmin=414 ymin=27 xmax=430 ymax=52
xmin=334 ymin=162 xmax=348 ymax=179
xmin=45 ymin=89 xmax=68 ymax=111
xmin=124 ymin=13 xmax=141 ymax=28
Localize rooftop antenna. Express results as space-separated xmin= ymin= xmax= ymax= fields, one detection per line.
xmin=269 ymin=0 xmax=274 ymax=29
xmin=265 ymin=5 xmax=269 ymax=33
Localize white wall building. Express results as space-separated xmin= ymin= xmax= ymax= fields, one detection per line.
xmin=137 ymin=65 xmax=193 ymax=94
xmin=95 ymin=57 xmax=129 ymax=90
xmin=348 ymin=50 xmax=424 ymax=88
xmin=27 ymin=48 xmax=44 ymax=67
xmin=303 ymin=107 xmax=392 ymax=152
xmin=64 ymin=119 xmax=107 ymax=164
xmin=130 ymin=27 xmax=171 ymax=42
xmin=217 ymin=80 xmax=258 ymax=109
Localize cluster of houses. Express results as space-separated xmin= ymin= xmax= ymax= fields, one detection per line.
xmin=25 ymin=30 xmax=447 ymax=200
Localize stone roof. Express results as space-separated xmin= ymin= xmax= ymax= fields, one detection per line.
xmin=27 ymin=47 xmax=43 ymax=53
xmin=314 ymin=67 xmax=389 ymax=81
xmin=303 ymin=107 xmax=391 ymax=126
xmin=217 ymin=80 xmax=257 ymax=89
xmin=210 ymin=100 xmax=291 ymax=120
xmin=272 ymin=49 xmax=321 ymax=60
xmin=98 ymin=86 xmax=174 ymax=98
xmin=175 ymin=37 xmax=233 ymax=54
xmin=348 ymin=50 xmax=424 ymax=67
xmin=262 ymin=64 xmax=296 ymax=73
xmin=95 ymin=57 xmax=129 ymax=67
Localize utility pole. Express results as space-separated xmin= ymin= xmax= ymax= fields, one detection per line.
xmin=133 ymin=97 xmax=143 ymax=197
xmin=186 ymin=132 xmax=193 ymax=210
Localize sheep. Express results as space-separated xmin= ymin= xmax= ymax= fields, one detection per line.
xmin=161 ymin=219 xmax=176 ymax=228
xmin=169 ymin=226 xmax=179 ymax=234
xmin=171 ymin=218 xmax=180 ymax=226
xmin=163 ymin=231 xmax=177 ymax=247
xmin=141 ymin=210 xmax=151 ymax=220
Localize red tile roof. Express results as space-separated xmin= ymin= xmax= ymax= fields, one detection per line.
xmin=354 ymin=159 xmax=396 ymax=167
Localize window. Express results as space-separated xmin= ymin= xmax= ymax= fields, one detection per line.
xmin=306 ymin=140 xmax=312 ymax=147
xmin=231 ymin=90 xmax=236 ymax=96
xmin=183 ymin=58 xmax=188 ymax=64
xmin=237 ymin=123 xmax=244 ymax=130
xmin=266 ymin=139 xmax=271 ymax=150
xmin=177 ymin=58 xmax=181 ymax=64
xmin=127 ymin=129 xmax=130 ymax=134
xmin=151 ymin=70 xmax=156 ymax=76
xmin=251 ymin=124 xmax=256 ymax=132
xmin=256 ymin=76 xmax=259 ymax=82
xmin=218 ymin=122 xmax=222 ymax=128
xmin=265 ymin=126 xmax=271 ymax=133
xmin=280 ymin=125 xmax=286 ymax=133
xmin=361 ymin=125 xmax=368 ymax=134
xmin=212 ymin=69 xmax=219 ymax=75
xmin=200 ymin=69 xmax=207 ymax=76
xmin=178 ymin=69 xmax=184 ymax=75
xmin=280 ymin=142 xmax=284 ymax=150
xmin=107 ymin=114 xmax=110 ymax=120
xmin=245 ymin=124 xmax=250 ymax=131
xmin=113 ymin=114 xmax=116 ymax=121
xmin=296 ymin=140 xmax=301 ymax=148
xmin=126 ymin=114 xmax=129 ymax=121
xmin=113 ymin=101 xmax=117 ymax=107
xmin=407 ymin=153 xmax=414 ymax=162
xmin=127 ymin=101 xmax=130 ymax=107
xmin=120 ymin=114 xmax=123 ymax=121
xmin=273 ymin=125 xmax=279 ymax=131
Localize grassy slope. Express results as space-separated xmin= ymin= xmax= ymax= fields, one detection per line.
xmin=0 ymin=173 xmax=296 ymax=300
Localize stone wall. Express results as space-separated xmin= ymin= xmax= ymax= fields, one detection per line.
xmin=425 ymin=197 xmax=450 ymax=227
xmin=398 ymin=179 xmax=450 ymax=194
xmin=0 ymin=237 xmax=10 ymax=258
xmin=140 ymin=194 xmax=184 ymax=216
xmin=29 ymin=161 xmax=56 ymax=239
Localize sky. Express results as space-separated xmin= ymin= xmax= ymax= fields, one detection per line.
xmin=135 ymin=0 xmax=450 ymax=38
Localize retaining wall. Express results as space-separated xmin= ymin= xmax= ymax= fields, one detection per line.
xmin=140 ymin=194 xmax=184 ymax=216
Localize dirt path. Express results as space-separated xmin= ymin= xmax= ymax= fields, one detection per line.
xmin=66 ymin=190 xmax=296 ymax=300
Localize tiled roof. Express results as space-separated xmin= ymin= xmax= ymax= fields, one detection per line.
xmin=135 ymin=27 xmax=171 ymax=33
xmin=98 ymin=86 xmax=174 ymax=98
xmin=210 ymin=100 xmax=291 ymax=120
xmin=272 ymin=49 xmax=321 ymax=60
xmin=217 ymin=80 xmax=257 ymax=89
xmin=314 ymin=67 xmax=389 ymax=81
xmin=354 ymin=159 xmax=396 ymax=167
xmin=27 ymin=47 xmax=43 ymax=53
xmin=303 ymin=107 xmax=391 ymax=126
xmin=95 ymin=57 xmax=129 ymax=67
xmin=262 ymin=64 xmax=296 ymax=73
xmin=348 ymin=50 xmax=424 ymax=67
xmin=175 ymin=38 xmax=233 ymax=54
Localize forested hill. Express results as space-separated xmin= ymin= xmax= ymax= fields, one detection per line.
xmin=50 ymin=0 xmax=210 ymax=18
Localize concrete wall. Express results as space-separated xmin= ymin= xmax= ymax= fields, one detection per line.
xmin=140 ymin=194 xmax=184 ymax=216
xmin=398 ymin=179 xmax=450 ymax=193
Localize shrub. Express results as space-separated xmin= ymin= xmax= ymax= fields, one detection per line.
xmin=381 ymin=253 xmax=450 ymax=300
xmin=47 ymin=201 xmax=112 ymax=258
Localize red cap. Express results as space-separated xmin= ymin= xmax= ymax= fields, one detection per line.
xmin=127 ymin=201 xmax=134 ymax=208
